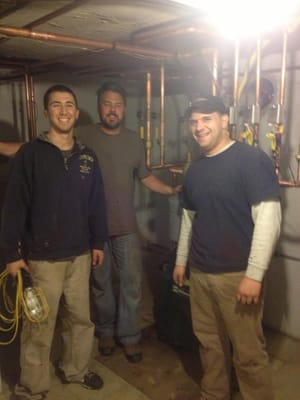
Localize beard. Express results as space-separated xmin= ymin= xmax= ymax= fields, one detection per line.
xmin=100 ymin=112 xmax=124 ymax=130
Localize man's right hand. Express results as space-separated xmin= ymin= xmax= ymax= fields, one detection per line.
xmin=6 ymin=259 xmax=30 ymax=278
xmin=173 ymin=265 xmax=186 ymax=287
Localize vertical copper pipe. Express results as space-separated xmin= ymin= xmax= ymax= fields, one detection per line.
xmin=280 ymin=31 xmax=288 ymax=107
xmin=255 ymin=36 xmax=261 ymax=108
xmin=233 ymin=39 xmax=239 ymax=107
xmin=251 ymin=36 xmax=261 ymax=147
xmin=24 ymin=71 xmax=32 ymax=138
xmin=229 ymin=39 xmax=239 ymax=139
xmin=274 ymin=31 xmax=288 ymax=177
xmin=160 ymin=64 xmax=165 ymax=166
xmin=296 ymin=154 xmax=300 ymax=185
xmin=29 ymin=75 xmax=37 ymax=139
xmin=146 ymin=72 xmax=152 ymax=168
xmin=211 ymin=49 xmax=219 ymax=95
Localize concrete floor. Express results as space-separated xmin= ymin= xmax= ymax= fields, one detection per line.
xmin=1 ymin=325 xmax=299 ymax=400
xmin=1 ymin=245 xmax=300 ymax=399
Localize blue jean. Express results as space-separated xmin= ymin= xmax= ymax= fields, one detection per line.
xmin=90 ymin=233 xmax=142 ymax=345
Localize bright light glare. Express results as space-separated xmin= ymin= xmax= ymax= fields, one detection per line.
xmin=202 ymin=0 xmax=300 ymax=39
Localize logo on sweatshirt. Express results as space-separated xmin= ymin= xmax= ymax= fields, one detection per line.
xmin=79 ymin=154 xmax=94 ymax=175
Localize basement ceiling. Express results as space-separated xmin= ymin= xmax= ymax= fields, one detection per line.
xmin=0 ymin=0 xmax=300 ymax=96
xmin=0 ymin=1 xmax=227 ymax=84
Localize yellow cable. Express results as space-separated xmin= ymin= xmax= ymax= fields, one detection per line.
xmin=0 ymin=269 xmax=21 ymax=345
xmin=0 ymin=269 xmax=49 ymax=345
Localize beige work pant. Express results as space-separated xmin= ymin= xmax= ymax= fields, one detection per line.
xmin=15 ymin=253 xmax=94 ymax=399
xmin=190 ymin=269 xmax=274 ymax=400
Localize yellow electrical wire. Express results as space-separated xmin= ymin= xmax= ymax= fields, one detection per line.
xmin=0 ymin=268 xmax=22 ymax=345
xmin=0 ymin=269 xmax=49 ymax=345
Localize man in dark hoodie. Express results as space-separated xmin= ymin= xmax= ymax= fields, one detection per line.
xmin=1 ymin=84 xmax=108 ymax=400
xmin=0 ymin=81 xmax=181 ymax=365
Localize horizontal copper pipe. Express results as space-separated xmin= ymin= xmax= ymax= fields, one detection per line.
xmin=279 ymin=181 xmax=300 ymax=187
xmin=150 ymin=162 xmax=186 ymax=171
xmin=0 ymin=25 xmax=174 ymax=59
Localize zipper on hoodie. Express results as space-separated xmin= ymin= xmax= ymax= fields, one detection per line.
xmin=63 ymin=155 xmax=69 ymax=170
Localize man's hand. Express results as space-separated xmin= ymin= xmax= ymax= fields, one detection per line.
xmin=170 ymin=185 xmax=182 ymax=195
xmin=6 ymin=259 xmax=30 ymax=278
xmin=173 ymin=265 xmax=186 ymax=287
xmin=92 ymin=249 xmax=104 ymax=268
xmin=236 ymin=276 xmax=262 ymax=304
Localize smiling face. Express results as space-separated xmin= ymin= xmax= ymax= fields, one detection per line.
xmin=44 ymin=91 xmax=79 ymax=135
xmin=98 ymin=90 xmax=126 ymax=133
xmin=189 ymin=111 xmax=230 ymax=156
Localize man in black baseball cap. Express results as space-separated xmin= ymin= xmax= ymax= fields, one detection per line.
xmin=186 ymin=95 xmax=228 ymax=117
xmin=185 ymin=95 xmax=230 ymax=156
xmin=173 ymin=94 xmax=281 ymax=399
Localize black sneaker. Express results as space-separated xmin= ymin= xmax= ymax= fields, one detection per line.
xmin=57 ymin=368 xmax=103 ymax=390
xmin=80 ymin=371 xmax=104 ymax=390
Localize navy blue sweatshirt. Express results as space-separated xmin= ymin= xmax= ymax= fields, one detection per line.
xmin=1 ymin=135 xmax=108 ymax=262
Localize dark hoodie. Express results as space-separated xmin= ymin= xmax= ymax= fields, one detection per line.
xmin=1 ymin=134 xmax=108 ymax=262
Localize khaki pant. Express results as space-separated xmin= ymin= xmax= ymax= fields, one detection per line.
xmin=15 ymin=253 xmax=94 ymax=399
xmin=190 ymin=269 xmax=274 ymax=400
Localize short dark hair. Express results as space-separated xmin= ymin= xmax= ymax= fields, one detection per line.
xmin=186 ymin=95 xmax=228 ymax=119
xmin=97 ymin=81 xmax=127 ymax=106
xmin=43 ymin=84 xmax=78 ymax=110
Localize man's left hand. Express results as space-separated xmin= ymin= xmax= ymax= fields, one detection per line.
xmin=171 ymin=185 xmax=182 ymax=195
xmin=236 ymin=277 xmax=262 ymax=304
xmin=92 ymin=249 xmax=104 ymax=268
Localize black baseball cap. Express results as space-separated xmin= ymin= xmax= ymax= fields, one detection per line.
xmin=186 ymin=95 xmax=228 ymax=117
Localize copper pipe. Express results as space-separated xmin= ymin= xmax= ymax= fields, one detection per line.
xmin=160 ymin=64 xmax=165 ymax=166
xmin=30 ymin=75 xmax=37 ymax=139
xmin=279 ymin=31 xmax=288 ymax=107
xmin=275 ymin=31 xmax=288 ymax=124
xmin=24 ymin=71 xmax=32 ymax=138
xmin=255 ymin=36 xmax=261 ymax=108
xmin=23 ymin=73 xmax=37 ymax=140
xmin=233 ymin=39 xmax=240 ymax=107
xmin=229 ymin=39 xmax=239 ymax=139
xmin=250 ymin=36 xmax=261 ymax=147
xmin=150 ymin=162 xmax=186 ymax=171
xmin=146 ymin=72 xmax=152 ymax=168
xmin=0 ymin=1 xmax=90 ymax=46
xmin=211 ymin=49 xmax=219 ymax=96
xmin=0 ymin=25 xmax=174 ymax=59
xmin=279 ymin=180 xmax=300 ymax=187
xmin=297 ymin=154 xmax=300 ymax=184
xmin=273 ymin=32 xmax=288 ymax=180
